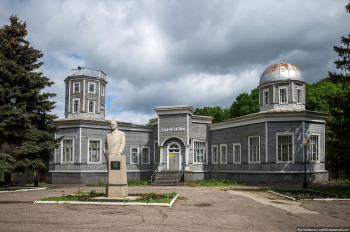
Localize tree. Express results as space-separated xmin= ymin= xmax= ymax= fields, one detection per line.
xmin=326 ymin=2 xmax=350 ymax=179
xmin=229 ymin=88 xmax=259 ymax=118
xmin=0 ymin=16 xmax=59 ymax=186
xmin=194 ymin=106 xmax=230 ymax=123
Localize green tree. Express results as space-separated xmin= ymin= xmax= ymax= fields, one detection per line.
xmin=229 ymin=88 xmax=259 ymax=118
xmin=0 ymin=16 xmax=59 ymax=186
xmin=326 ymin=2 xmax=350 ymax=179
xmin=194 ymin=106 xmax=230 ymax=123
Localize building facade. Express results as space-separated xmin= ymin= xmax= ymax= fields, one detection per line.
xmin=48 ymin=63 xmax=329 ymax=184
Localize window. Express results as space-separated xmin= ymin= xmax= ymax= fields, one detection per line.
xmin=154 ymin=142 xmax=160 ymax=164
xmin=130 ymin=147 xmax=139 ymax=164
xmin=212 ymin=145 xmax=219 ymax=164
xmin=277 ymin=134 xmax=293 ymax=163
xmin=88 ymin=100 xmax=95 ymax=113
xmin=233 ymin=143 xmax=241 ymax=164
xmin=309 ymin=135 xmax=319 ymax=162
xmin=88 ymin=82 xmax=95 ymax=93
xmin=279 ymin=88 xmax=287 ymax=104
xmin=297 ymin=89 xmax=302 ymax=104
xmin=73 ymin=83 xmax=80 ymax=93
xmin=73 ymin=99 xmax=79 ymax=113
xmin=263 ymin=89 xmax=269 ymax=106
xmin=249 ymin=136 xmax=260 ymax=163
xmin=220 ymin=144 xmax=227 ymax=164
xmin=193 ymin=141 xmax=207 ymax=163
xmin=89 ymin=140 xmax=101 ymax=163
xmin=141 ymin=146 xmax=150 ymax=164
xmin=62 ymin=139 xmax=73 ymax=163
xmin=101 ymin=85 xmax=105 ymax=97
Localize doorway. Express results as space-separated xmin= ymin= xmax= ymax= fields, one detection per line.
xmin=168 ymin=142 xmax=180 ymax=170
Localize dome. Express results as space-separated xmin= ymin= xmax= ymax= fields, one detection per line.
xmin=259 ymin=62 xmax=303 ymax=85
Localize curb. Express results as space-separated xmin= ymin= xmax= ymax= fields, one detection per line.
xmin=34 ymin=194 xmax=180 ymax=207
xmin=0 ymin=187 xmax=48 ymax=193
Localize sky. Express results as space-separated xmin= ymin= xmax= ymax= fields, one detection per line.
xmin=1 ymin=0 xmax=349 ymax=124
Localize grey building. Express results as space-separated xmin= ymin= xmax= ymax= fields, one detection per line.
xmin=48 ymin=63 xmax=329 ymax=184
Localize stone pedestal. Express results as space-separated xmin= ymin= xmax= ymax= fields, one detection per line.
xmin=107 ymin=155 xmax=128 ymax=198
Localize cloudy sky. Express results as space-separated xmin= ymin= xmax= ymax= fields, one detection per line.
xmin=1 ymin=0 xmax=349 ymax=124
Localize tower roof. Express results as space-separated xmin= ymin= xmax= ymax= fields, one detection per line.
xmin=259 ymin=62 xmax=303 ymax=85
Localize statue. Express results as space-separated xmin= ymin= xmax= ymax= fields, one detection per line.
xmin=104 ymin=121 xmax=126 ymax=167
xmin=103 ymin=120 xmax=128 ymax=198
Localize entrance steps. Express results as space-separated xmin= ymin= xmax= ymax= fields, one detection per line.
xmin=151 ymin=170 xmax=183 ymax=186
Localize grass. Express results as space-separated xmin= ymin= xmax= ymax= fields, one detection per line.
xmin=309 ymin=187 xmax=350 ymax=198
xmin=40 ymin=192 xmax=178 ymax=204
xmin=189 ymin=179 xmax=242 ymax=186
xmin=85 ymin=180 xmax=148 ymax=187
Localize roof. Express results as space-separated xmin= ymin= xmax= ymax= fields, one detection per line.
xmin=259 ymin=62 xmax=303 ymax=85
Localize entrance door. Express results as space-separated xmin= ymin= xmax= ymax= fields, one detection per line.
xmin=168 ymin=143 xmax=180 ymax=170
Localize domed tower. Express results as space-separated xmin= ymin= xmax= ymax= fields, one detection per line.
xmin=64 ymin=68 xmax=107 ymax=119
xmin=258 ymin=62 xmax=306 ymax=112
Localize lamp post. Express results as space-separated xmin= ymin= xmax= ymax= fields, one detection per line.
xmin=302 ymin=139 xmax=309 ymax=188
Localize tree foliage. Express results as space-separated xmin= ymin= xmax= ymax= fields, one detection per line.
xmin=0 ymin=16 xmax=59 ymax=184
xmin=229 ymin=88 xmax=259 ymax=118
xmin=194 ymin=106 xmax=230 ymax=123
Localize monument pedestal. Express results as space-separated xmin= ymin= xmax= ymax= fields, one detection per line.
xmin=107 ymin=155 xmax=128 ymax=198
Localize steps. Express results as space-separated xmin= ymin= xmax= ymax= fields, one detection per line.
xmin=152 ymin=170 xmax=183 ymax=186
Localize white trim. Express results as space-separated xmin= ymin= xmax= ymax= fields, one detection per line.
xmin=265 ymin=122 xmax=268 ymax=163
xmin=101 ymin=85 xmax=105 ymax=97
xmin=278 ymin=87 xmax=288 ymax=105
xmin=192 ymin=140 xmax=208 ymax=164
xmin=68 ymin=81 xmax=71 ymax=113
xmin=73 ymin=82 xmax=80 ymax=93
xmin=296 ymin=88 xmax=303 ymax=104
xmin=72 ymin=98 xmax=80 ymax=113
xmin=54 ymin=133 xmax=57 ymax=163
xmin=233 ymin=143 xmax=241 ymax=164
xmin=87 ymin=139 xmax=102 ymax=164
xmin=98 ymin=82 xmax=100 ymax=114
xmin=275 ymin=133 xmax=294 ymax=164
xmin=79 ymin=127 xmax=82 ymax=163
xmin=211 ymin=145 xmax=218 ymax=164
xmin=88 ymin=82 xmax=96 ymax=94
xmin=187 ymin=114 xmax=190 ymax=145
xmin=292 ymin=82 xmax=294 ymax=102
xmin=248 ymin=135 xmax=260 ymax=164
xmin=88 ymin=100 xmax=95 ymax=114
xmin=130 ymin=146 xmax=140 ymax=164
xmin=61 ymin=138 xmax=74 ymax=164
xmin=220 ymin=144 xmax=227 ymax=164
xmin=167 ymin=142 xmax=181 ymax=170
xmin=302 ymin=121 xmax=305 ymax=162
xmin=273 ymin=83 xmax=275 ymax=103
xmin=263 ymin=88 xmax=270 ymax=106
xmin=141 ymin=146 xmax=150 ymax=164
xmin=309 ymin=134 xmax=320 ymax=163
xmin=83 ymin=80 xmax=85 ymax=111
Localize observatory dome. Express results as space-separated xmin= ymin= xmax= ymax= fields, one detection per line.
xmin=259 ymin=62 xmax=303 ymax=85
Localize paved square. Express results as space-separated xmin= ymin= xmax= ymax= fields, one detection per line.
xmin=0 ymin=185 xmax=349 ymax=231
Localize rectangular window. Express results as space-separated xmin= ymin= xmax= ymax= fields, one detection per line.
xmin=297 ymin=89 xmax=302 ymax=104
xmin=310 ymin=135 xmax=319 ymax=162
xmin=130 ymin=147 xmax=139 ymax=164
xmin=263 ymin=89 xmax=269 ymax=105
xmin=249 ymin=136 xmax=260 ymax=163
xmin=277 ymin=134 xmax=293 ymax=163
xmin=141 ymin=146 xmax=150 ymax=164
xmin=233 ymin=143 xmax=241 ymax=164
xmin=88 ymin=82 xmax=95 ymax=93
xmin=154 ymin=142 xmax=160 ymax=164
xmin=212 ymin=145 xmax=218 ymax=164
xmin=73 ymin=99 xmax=79 ymax=113
xmin=89 ymin=140 xmax=101 ymax=163
xmin=220 ymin=144 xmax=227 ymax=164
xmin=73 ymin=83 xmax=80 ymax=93
xmin=62 ymin=139 xmax=73 ymax=163
xmin=193 ymin=141 xmax=207 ymax=163
xmin=88 ymin=100 xmax=95 ymax=113
xmin=101 ymin=85 xmax=105 ymax=97
xmin=279 ymin=88 xmax=287 ymax=104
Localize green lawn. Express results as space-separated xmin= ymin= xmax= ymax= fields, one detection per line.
xmin=189 ymin=179 xmax=242 ymax=186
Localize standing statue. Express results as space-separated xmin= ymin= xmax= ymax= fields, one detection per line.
xmin=104 ymin=121 xmax=126 ymax=167
xmin=103 ymin=120 xmax=128 ymax=198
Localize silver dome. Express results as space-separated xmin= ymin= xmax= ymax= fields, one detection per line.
xmin=259 ymin=62 xmax=303 ymax=85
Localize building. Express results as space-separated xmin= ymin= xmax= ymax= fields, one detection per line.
xmin=48 ymin=63 xmax=329 ymax=184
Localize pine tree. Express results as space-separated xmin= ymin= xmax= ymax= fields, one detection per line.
xmin=0 ymin=16 xmax=59 ymax=186
xmin=327 ymin=2 xmax=350 ymax=179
